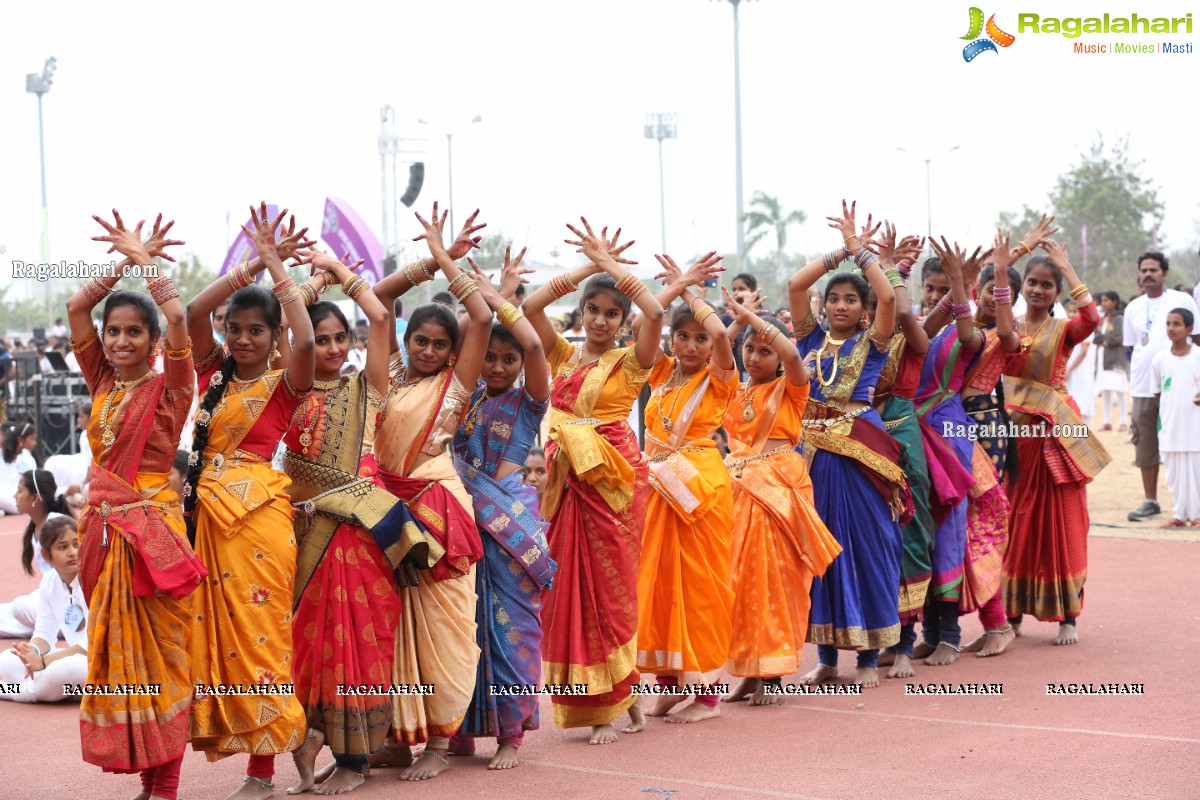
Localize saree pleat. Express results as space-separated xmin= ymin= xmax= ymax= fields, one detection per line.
xmin=879 ymin=395 xmax=934 ymax=624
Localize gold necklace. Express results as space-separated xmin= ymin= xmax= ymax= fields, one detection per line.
xmin=1020 ymin=316 xmax=1050 ymax=351
xmin=816 ymin=333 xmax=846 ymax=388
xmin=658 ymin=367 xmax=688 ymax=432
xmin=563 ymin=347 xmax=605 ymax=380
xmin=98 ymin=379 xmax=135 ymax=448
xmin=232 ymin=367 xmax=269 ymax=384
xmin=741 ymin=382 xmax=761 ymax=422
xmin=297 ymin=379 xmax=345 ymax=454
xmin=461 ymin=391 xmax=491 ymax=438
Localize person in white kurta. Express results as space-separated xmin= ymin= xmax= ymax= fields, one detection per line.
xmin=1064 ymin=301 xmax=1100 ymax=422
xmin=1151 ymin=314 xmax=1200 ymax=527
xmin=0 ymin=517 xmax=89 ymax=702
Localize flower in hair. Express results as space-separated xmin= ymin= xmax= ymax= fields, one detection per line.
xmin=183 ymin=484 xmax=193 ymax=497
xmin=196 ymin=410 xmax=212 ymax=426
xmin=187 ymin=451 xmax=199 ymax=466
xmin=210 ymin=372 xmax=223 ymax=386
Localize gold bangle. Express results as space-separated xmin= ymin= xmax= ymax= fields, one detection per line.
xmin=342 ymin=275 xmax=368 ymax=300
xmin=1069 ymin=283 xmax=1089 ymax=300
xmin=452 ymin=282 xmax=480 ymax=303
xmin=447 ymin=273 xmax=474 ymax=300
xmin=1018 ymin=240 xmax=1033 ymax=255
xmin=549 ymin=274 xmax=577 ymax=300
xmin=497 ymin=302 xmax=524 ymax=329
xmin=694 ymin=305 xmax=715 ymax=325
xmin=299 ymin=283 xmax=318 ymax=307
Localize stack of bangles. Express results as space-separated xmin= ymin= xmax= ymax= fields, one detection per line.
xmin=690 ymin=300 xmax=715 ymax=325
xmin=447 ymin=273 xmax=480 ymax=303
xmin=753 ymin=323 xmax=780 ymax=344
xmin=342 ymin=275 xmax=369 ymax=301
xmin=404 ymin=257 xmax=434 ymax=286
xmin=823 ymin=247 xmax=850 ymax=273
xmin=853 ymin=248 xmax=879 ymax=271
xmin=614 ymin=273 xmax=646 ymax=301
xmin=1069 ymin=283 xmax=1092 ymax=305
xmin=299 ymin=283 xmax=319 ymax=306
xmin=897 ymin=258 xmax=914 ymax=281
xmin=82 ymin=277 xmax=114 ymax=304
xmin=992 ymin=286 xmax=1013 ymax=305
xmin=147 ymin=277 xmax=180 ymax=306
xmin=935 ymin=294 xmax=955 ymax=316
xmin=951 ymin=301 xmax=973 ymax=320
xmin=226 ymin=261 xmax=254 ymax=292
xmin=497 ymin=302 xmax=524 ymax=330
xmin=547 ymin=274 xmax=578 ymax=300
xmin=884 ymin=269 xmax=904 ymax=288
xmin=273 ymin=277 xmax=300 ymax=305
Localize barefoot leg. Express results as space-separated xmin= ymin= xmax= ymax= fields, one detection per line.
xmin=646 ymin=693 xmax=686 ymax=717
xmin=855 ymin=667 xmax=880 ymax=688
xmin=924 ymin=642 xmax=961 ymax=666
xmin=978 ymin=626 xmax=1016 ymax=657
xmin=488 ymin=744 xmax=520 ymax=770
xmin=223 ymin=777 xmax=276 ymax=800
xmin=886 ymin=653 xmax=915 ymax=679
xmin=1053 ymin=620 xmax=1079 ymax=646
xmin=288 ymin=728 xmax=325 ymax=795
xmin=666 ymin=700 xmax=721 ymax=723
xmin=622 ymin=703 xmax=646 ymax=734
xmin=797 ymin=664 xmax=838 ymax=685
xmin=589 ymin=724 xmax=619 ymax=745
xmin=748 ymin=680 xmax=780 ymax=706
xmin=399 ymin=745 xmax=452 ymax=781
xmin=722 ymin=677 xmax=760 ymax=703
xmin=313 ymin=767 xmax=366 ymax=796
xmin=368 ymin=742 xmax=412 ymax=769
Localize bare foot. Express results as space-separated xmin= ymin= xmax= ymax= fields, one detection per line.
xmin=749 ymin=682 xmax=780 ymax=706
xmin=666 ymin=701 xmax=721 ymax=723
xmin=855 ymin=667 xmax=880 ymax=688
xmin=886 ymin=654 xmax=915 ymax=679
xmin=313 ymin=767 xmax=364 ymax=796
xmin=1011 ymin=621 xmax=1022 ymax=637
xmin=223 ymin=777 xmax=275 ymax=800
xmin=399 ymin=749 xmax=451 ymax=781
xmin=488 ymin=745 xmax=520 ymax=770
xmin=1054 ymin=623 xmax=1079 ymax=646
xmin=797 ymin=664 xmax=838 ymax=685
xmin=722 ymin=677 xmax=760 ymax=703
xmin=876 ymin=650 xmax=896 ymax=667
xmin=924 ymin=643 xmax=960 ymax=666
xmin=961 ymin=633 xmax=986 ymax=653
xmin=646 ymin=693 xmax=686 ymax=717
xmin=132 ymin=793 xmax=151 ymax=800
xmin=978 ymin=627 xmax=1016 ymax=658
xmin=589 ymin=724 xmax=618 ymax=745
xmin=622 ymin=703 xmax=646 ymax=734
xmin=368 ymin=744 xmax=412 ymax=769
xmin=912 ymin=641 xmax=936 ymax=659
xmin=288 ymin=728 xmax=325 ymax=794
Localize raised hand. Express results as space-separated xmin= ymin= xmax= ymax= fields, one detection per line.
xmin=92 ymin=209 xmax=152 ymax=263
xmin=929 ymin=236 xmax=967 ymax=279
xmin=744 ymin=288 xmax=766 ymax=315
xmin=895 ymin=234 xmax=924 ymax=265
xmin=1021 ymin=213 xmax=1060 ymax=254
xmin=653 ymin=252 xmax=723 ymax=288
xmin=142 ymin=213 xmax=185 ymax=262
xmin=494 ymin=245 xmax=532 ymax=300
xmin=858 ymin=214 xmax=882 ymax=251
xmin=277 ymin=215 xmax=318 ymax=263
xmin=565 ymin=217 xmax=618 ymax=270
xmin=413 ymin=201 xmax=450 ymax=259
xmin=242 ymin=202 xmax=288 ymax=263
xmin=1039 ymin=238 xmax=1072 ymax=271
xmin=604 ymin=227 xmax=637 ymax=266
xmin=826 ymin=199 xmax=860 ymax=249
xmin=871 ymin=221 xmax=899 ymax=268
xmin=721 ymin=285 xmax=759 ymax=326
xmin=963 ymin=243 xmax=993 ymax=286
xmin=464 ymin=257 xmax=507 ymax=304
xmin=447 ymin=208 xmax=487 ymax=260
xmin=992 ymin=228 xmax=1020 ymax=270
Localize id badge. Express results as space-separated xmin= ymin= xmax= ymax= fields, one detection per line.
xmin=63 ymin=603 xmax=85 ymax=632
xmin=1140 ymin=333 xmax=1149 ymax=346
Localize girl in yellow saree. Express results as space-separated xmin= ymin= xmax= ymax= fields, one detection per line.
xmin=184 ymin=204 xmax=316 ymax=800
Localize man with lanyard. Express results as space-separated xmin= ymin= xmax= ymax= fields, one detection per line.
xmin=1124 ymin=252 xmax=1200 ymax=521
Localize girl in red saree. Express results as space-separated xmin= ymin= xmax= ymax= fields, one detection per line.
xmin=184 ymin=204 xmax=316 ymax=800
xmin=367 ymin=203 xmax=491 ymax=782
xmin=523 ymin=219 xmax=665 ymax=745
xmin=68 ymin=211 xmax=206 ymax=800
xmin=1001 ymin=234 xmax=1111 ymax=646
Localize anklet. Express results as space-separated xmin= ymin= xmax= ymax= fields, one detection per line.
xmin=424 ymin=749 xmax=450 ymax=766
xmin=985 ymin=624 xmax=1013 ymax=634
xmin=243 ymin=776 xmax=275 ymax=790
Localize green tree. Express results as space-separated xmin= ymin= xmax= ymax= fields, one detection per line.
xmin=741 ymin=191 xmax=806 ymax=259
xmin=166 ymin=253 xmax=216 ymax=307
xmin=999 ymin=134 xmax=1163 ymax=298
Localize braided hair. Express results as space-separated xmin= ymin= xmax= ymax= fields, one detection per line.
xmin=20 ymin=469 xmax=68 ymax=576
xmin=183 ymin=285 xmax=281 ymax=542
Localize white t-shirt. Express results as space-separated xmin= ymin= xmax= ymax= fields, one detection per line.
xmin=1124 ymin=289 xmax=1200 ymax=397
xmin=31 ymin=569 xmax=89 ymax=650
xmin=1151 ymin=344 xmax=1200 ymax=453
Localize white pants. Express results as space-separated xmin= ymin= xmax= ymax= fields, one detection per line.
xmin=1164 ymin=452 xmax=1200 ymax=522
xmin=0 ymin=594 xmax=38 ymax=638
xmin=0 ymin=648 xmax=88 ymax=703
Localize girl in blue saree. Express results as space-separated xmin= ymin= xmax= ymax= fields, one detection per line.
xmin=449 ymin=252 xmax=555 ymax=770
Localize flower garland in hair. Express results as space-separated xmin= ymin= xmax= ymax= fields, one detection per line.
xmin=183 ymin=355 xmax=236 ymax=543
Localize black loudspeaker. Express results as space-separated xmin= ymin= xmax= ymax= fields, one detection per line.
xmin=41 ymin=408 xmax=75 ymax=457
xmin=399 ymin=162 xmax=424 ymax=207
xmin=384 ymin=255 xmax=398 ymax=276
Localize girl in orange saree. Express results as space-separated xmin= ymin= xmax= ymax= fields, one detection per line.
xmin=634 ymin=252 xmax=734 ymax=724
xmin=68 ymin=211 xmax=206 ymax=800
xmin=368 ymin=203 xmax=492 ymax=782
xmin=1000 ymin=235 xmax=1110 ymax=647
xmin=721 ymin=289 xmax=841 ymax=705
xmin=523 ymin=219 xmax=665 ymax=745
xmin=184 ymin=204 xmax=316 ymax=800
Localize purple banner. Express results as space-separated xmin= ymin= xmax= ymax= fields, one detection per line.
xmin=320 ymin=197 xmax=384 ymax=284
xmin=220 ymin=204 xmax=281 ymax=276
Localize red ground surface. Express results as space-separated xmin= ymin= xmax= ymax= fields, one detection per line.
xmin=1 ymin=512 xmax=1196 ymax=800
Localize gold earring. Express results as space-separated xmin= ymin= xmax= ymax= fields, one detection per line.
xmin=271 ymin=341 xmax=281 ymax=361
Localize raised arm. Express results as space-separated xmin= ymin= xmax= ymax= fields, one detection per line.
xmin=413 ymin=203 xmax=493 ymax=388
xmin=877 ymin=225 xmax=929 ymax=354
xmin=243 ymin=204 xmax=315 ymax=390
xmin=1041 ymin=239 xmax=1097 ymax=345
xmin=68 ymin=210 xmax=147 ymax=342
xmin=645 ymin=252 xmax=726 ymax=364
xmin=684 ymin=288 xmax=735 ymax=371
xmin=725 ymin=287 xmax=806 ymax=385
xmin=374 ymin=208 xmax=485 ymax=307
xmin=565 ymin=218 xmax=664 ymax=368
xmin=989 ymin=228 xmax=1023 ymax=352
xmin=830 ymin=203 xmax=894 ymax=339
xmin=928 ymin=237 xmax=984 ymax=353
xmin=465 ymin=264 xmax=551 ymax=402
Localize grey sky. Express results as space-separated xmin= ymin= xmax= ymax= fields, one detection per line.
xmin=2 ymin=0 xmax=1197 ymax=298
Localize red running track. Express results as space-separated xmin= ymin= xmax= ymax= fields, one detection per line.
xmin=1 ymin=512 xmax=1196 ymax=800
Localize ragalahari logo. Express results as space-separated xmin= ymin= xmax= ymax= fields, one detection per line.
xmin=962 ymin=7 xmax=1016 ymax=61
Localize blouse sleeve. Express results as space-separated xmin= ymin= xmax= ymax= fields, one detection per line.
xmin=162 ymin=338 xmax=195 ymax=396
xmin=648 ymin=357 xmax=674 ymax=389
xmin=547 ymin=334 xmax=576 ymax=377
xmin=1064 ymin=300 xmax=1100 ymax=347
xmin=783 ymin=377 xmax=810 ymax=403
xmin=619 ymin=346 xmax=652 ymax=387
xmin=707 ymin=361 xmax=740 ymax=401
xmin=31 ymin=573 xmax=60 ymax=645
xmin=70 ymin=331 xmax=113 ymax=395
xmin=193 ymin=337 xmax=224 ymax=375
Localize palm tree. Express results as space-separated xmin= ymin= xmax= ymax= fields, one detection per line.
xmin=741 ymin=191 xmax=806 ymax=260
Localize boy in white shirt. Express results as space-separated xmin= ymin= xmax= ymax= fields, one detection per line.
xmin=1150 ymin=308 xmax=1200 ymax=528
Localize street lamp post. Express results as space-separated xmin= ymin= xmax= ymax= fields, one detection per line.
xmin=712 ymin=1 xmax=754 ymax=261
xmin=26 ymin=56 xmax=56 ymax=314
xmin=897 ymin=144 xmax=959 ymax=240
xmin=423 ymin=115 xmax=481 ymax=235
xmin=644 ymin=113 xmax=677 ymax=252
